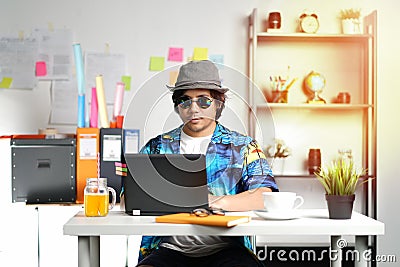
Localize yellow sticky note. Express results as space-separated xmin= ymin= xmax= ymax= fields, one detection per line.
xmin=0 ymin=77 xmax=13 ymax=88
xmin=193 ymin=47 xmax=208 ymax=61
xmin=149 ymin=56 xmax=165 ymax=71
xmin=121 ymin=76 xmax=131 ymax=91
xmin=169 ymin=70 xmax=179 ymax=86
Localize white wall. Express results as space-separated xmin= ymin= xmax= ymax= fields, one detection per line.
xmin=0 ymin=0 xmax=254 ymax=137
xmin=1 ymin=0 xmax=399 ymax=266
xmin=374 ymin=0 xmax=400 ymax=264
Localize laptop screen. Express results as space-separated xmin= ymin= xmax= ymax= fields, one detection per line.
xmin=123 ymin=153 xmax=209 ymax=215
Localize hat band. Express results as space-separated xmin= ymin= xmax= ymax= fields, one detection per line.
xmin=174 ymin=81 xmax=222 ymax=88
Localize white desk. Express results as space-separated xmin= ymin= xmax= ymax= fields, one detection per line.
xmin=63 ymin=209 xmax=384 ymax=267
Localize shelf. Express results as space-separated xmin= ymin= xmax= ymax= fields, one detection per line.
xmin=256 ymin=103 xmax=372 ymax=110
xmin=273 ymin=175 xmax=373 ymax=180
xmin=274 ymin=174 xmax=316 ymax=179
xmin=255 ymin=33 xmax=372 ymax=43
xmin=248 ymin=6 xmax=377 ymax=230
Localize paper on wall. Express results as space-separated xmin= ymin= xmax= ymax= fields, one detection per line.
xmin=0 ymin=35 xmax=37 ymax=89
xmin=85 ymin=52 xmax=126 ymax=104
xmin=32 ymin=28 xmax=73 ymax=80
xmin=49 ymin=79 xmax=78 ymax=125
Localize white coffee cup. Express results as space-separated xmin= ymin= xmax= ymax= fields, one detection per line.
xmin=262 ymin=192 xmax=304 ymax=212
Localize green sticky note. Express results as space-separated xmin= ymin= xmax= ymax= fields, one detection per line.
xmin=0 ymin=77 xmax=13 ymax=88
xmin=193 ymin=47 xmax=208 ymax=61
xmin=149 ymin=56 xmax=165 ymax=71
xmin=121 ymin=76 xmax=131 ymax=91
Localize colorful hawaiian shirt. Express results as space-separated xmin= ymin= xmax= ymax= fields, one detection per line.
xmin=137 ymin=122 xmax=278 ymax=261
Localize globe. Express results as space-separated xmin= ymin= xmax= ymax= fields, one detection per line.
xmin=304 ymin=71 xmax=326 ymax=103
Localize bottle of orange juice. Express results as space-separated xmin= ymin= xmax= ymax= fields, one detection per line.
xmin=84 ymin=178 xmax=116 ymax=217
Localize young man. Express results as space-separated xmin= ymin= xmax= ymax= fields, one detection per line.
xmin=137 ymin=60 xmax=278 ymax=267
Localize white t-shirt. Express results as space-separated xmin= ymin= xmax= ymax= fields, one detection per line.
xmin=179 ymin=130 xmax=212 ymax=154
xmin=160 ymin=130 xmax=233 ymax=256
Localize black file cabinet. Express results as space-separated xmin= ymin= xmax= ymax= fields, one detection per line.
xmin=11 ymin=138 xmax=76 ymax=203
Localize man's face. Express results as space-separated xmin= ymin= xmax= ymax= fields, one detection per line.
xmin=177 ymin=89 xmax=218 ymax=137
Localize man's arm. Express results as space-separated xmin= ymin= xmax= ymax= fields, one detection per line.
xmin=208 ymin=187 xmax=272 ymax=211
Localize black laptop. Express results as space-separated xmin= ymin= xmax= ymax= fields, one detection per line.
xmin=123 ymin=153 xmax=209 ymax=215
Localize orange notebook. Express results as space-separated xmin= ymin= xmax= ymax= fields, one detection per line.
xmin=155 ymin=213 xmax=251 ymax=227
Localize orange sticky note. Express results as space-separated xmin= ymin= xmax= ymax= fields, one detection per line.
xmin=193 ymin=47 xmax=208 ymax=61
xmin=149 ymin=56 xmax=165 ymax=71
xmin=0 ymin=77 xmax=13 ymax=88
xmin=169 ymin=70 xmax=179 ymax=86
xmin=168 ymin=47 xmax=183 ymax=62
xmin=35 ymin=61 xmax=47 ymax=76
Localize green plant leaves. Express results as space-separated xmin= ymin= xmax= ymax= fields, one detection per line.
xmin=315 ymin=159 xmax=367 ymax=195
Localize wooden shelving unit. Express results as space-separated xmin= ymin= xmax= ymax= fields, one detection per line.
xmin=247 ymin=8 xmax=377 ymax=219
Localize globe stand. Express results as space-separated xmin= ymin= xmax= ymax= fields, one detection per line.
xmin=307 ymin=91 xmax=326 ymax=104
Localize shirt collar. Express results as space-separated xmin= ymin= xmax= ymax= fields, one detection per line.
xmin=160 ymin=122 xmax=232 ymax=145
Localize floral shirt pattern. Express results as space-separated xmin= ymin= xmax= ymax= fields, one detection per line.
xmin=137 ymin=123 xmax=278 ymax=261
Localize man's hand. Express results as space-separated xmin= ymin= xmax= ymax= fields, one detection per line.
xmin=208 ymin=187 xmax=272 ymax=211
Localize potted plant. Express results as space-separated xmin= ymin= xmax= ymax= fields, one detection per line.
xmin=315 ymin=158 xmax=367 ymax=219
xmin=264 ymin=139 xmax=291 ymax=175
xmin=339 ymin=8 xmax=361 ymax=34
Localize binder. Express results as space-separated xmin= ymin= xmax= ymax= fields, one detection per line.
xmin=122 ymin=129 xmax=140 ymax=153
xmin=100 ymin=128 xmax=123 ymax=202
xmin=76 ymin=128 xmax=100 ymax=203
xmin=155 ymin=213 xmax=251 ymax=227
xmin=119 ymin=128 xmax=140 ymax=190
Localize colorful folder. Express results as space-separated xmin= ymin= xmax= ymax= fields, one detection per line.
xmin=76 ymin=127 xmax=100 ymax=203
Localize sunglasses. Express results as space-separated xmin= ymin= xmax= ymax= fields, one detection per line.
xmin=190 ymin=208 xmax=225 ymax=217
xmin=177 ymin=96 xmax=213 ymax=109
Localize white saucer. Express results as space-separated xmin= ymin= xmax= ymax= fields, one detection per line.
xmin=253 ymin=209 xmax=299 ymax=220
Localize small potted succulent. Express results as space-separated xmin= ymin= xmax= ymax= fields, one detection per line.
xmin=315 ymin=158 xmax=367 ymax=219
xmin=264 ymin=139 xmax=291 ymax=175
xmin=339 ymin=8 xmax=362 ymax=34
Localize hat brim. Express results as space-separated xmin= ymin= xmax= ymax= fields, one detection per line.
xmin=167 ymin=83 xmax=229 ymax=93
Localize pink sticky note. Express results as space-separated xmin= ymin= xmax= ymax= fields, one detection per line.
xmin=168 ymin=47 xmax=184 ymax=62
xmin=35 ymin=61 xmax=47 ymax=76
xmin=115 ymin=162 xmax=127 ymax=168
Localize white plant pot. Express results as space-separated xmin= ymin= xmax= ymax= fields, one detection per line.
xmin=270 ymin=158 xmax=286 ymax=175
xmin=341 ymin=19 xmax=361 ymax=34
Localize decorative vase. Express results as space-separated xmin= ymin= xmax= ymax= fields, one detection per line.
xmin=341 ymin=19 xmax=361 ymax=34
xmin=308 ymin=148 xmax=321 ymax=175
xmin=270 ymin=158 xmax=286 ymax=175
xmin=325 ymin=194 xmax=355 ymax=219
